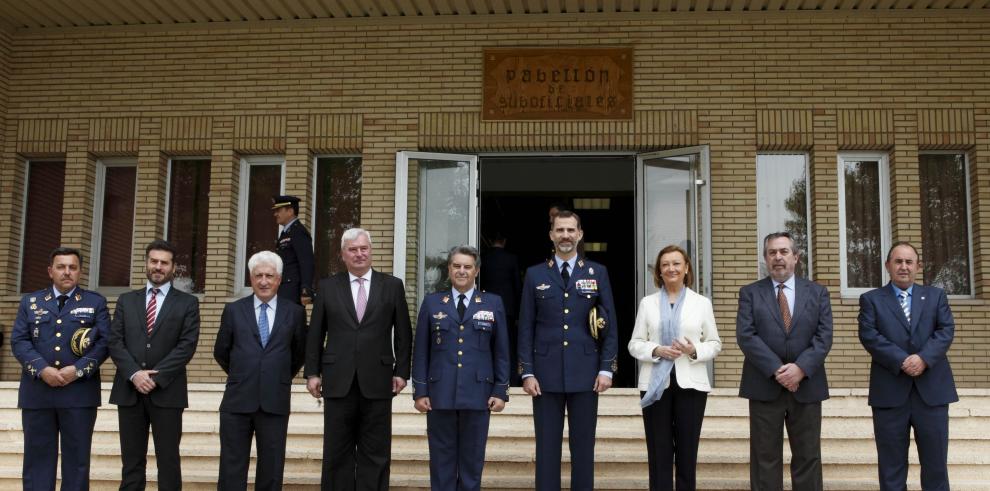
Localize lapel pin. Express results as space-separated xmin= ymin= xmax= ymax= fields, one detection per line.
xmin=442 ymin=296 xmax=450 ymax=304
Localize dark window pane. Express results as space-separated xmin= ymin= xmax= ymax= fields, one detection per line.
xmin=844 ymin=160 xmax=882 ymax=289
xmin=167 ymin=159 xmax=211 ymax=293
xmin=315 ymin=157 xmax=362 ymax=279
xmin=920 ymin=154 xmax=971 ymax=295
xmin=245 ymin=164 xmax=281 ymax=287
xmin=99 ymin=166 xmax=137 ymax=287
xmin=21 ymin=161 xmax=66 ymax=293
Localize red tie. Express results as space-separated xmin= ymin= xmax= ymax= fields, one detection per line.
xmin=777 ymin=284 xmax=792 ymax=333
xmin=146 ymin=288 xmax=160 ymax=335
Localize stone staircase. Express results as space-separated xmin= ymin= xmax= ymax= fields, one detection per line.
xmin=0 ymin=382 xmax=987 ymax=490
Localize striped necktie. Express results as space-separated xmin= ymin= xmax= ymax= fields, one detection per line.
xmin=146 ymin=288 xmax=160 ymax=335
xmin=899 ymin=290 xmax=911 ymax=323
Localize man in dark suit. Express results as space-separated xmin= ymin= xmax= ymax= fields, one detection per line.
xmin=480 ymin=233 xmax=521 ymax=385
xmin=305 ymin=227 xmax=412 ymax=491
xmin=858 ymin=242 xmax=957 ymax=491
xmin=214 ymin=250 xmax=307 ymax=491
xmin=272 ymin=195 xmax=315 ymax=304
xmin=412 ymin=245 xmax=510 ymax=491
xmin=109 ymin=239 xmax=200 ymax=490
xmin=11 ymin=247 xmax=110 ymax=491
xmin=736 ymin=231 xmax=833 ymax=491
xmin=517 ymin=210 xmax=618 ymax=491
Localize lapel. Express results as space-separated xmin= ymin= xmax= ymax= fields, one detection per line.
xmin=880 ymin=283 xmax=912 ymax=332
xmin=266 ymin=297 xmax=291 ymax=348
xmin=444 ymin=290 xmax=463 ymax=322
xmin=131 ymin=288 xmax=150 ymax=335
xmin=758 ymin=277 xmax=787 ymax=331
xmin=909 ymin=284 xmax=925 ymax=333
xmin=42 ymin=287 xmax=61 ymax=318
xmin=546 ymin=258 xmax=567 ymax=291
xmin=337 ymin=273 xmax=360 ymax=326
xmin=362 ymin=271 xmax=385 ymax=326
xmin=149 ymin=287 xmax=174 ymax=338
xmin=462 ymin=290 xmax=485 ymax=322
xmin=241 ymin=296 xmax=263 ymax=347
xmin=790 ymin=277 xmax=810 ymax=328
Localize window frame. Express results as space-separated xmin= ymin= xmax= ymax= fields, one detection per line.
xmin=90 ymin=157 xmax=139 ymax=293
xmin=234 ymin=155 xmax=285 ymax=296
xmin=164 ymin=156 xmax=212 ymax=295
xmin=837 ymin=152 xmax=891 ymax=298
xmin=18 ymin=158 xmax=66 ymax=292
xmin=918 ymin=150 xmax=975 ymax=299
xmin=755 ymin=152 xmax=813 ymax=280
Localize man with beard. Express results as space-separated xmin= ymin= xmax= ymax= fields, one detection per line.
xmin=109 ymin=239 xmax=201 ymax=490
xmin=517 ymin=210 xmax=618 ymax=491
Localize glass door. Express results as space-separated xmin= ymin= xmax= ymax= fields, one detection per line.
xmin=636 ymin=146 xmax=711 ymax=300
xmin=393 ymin=151 xmax=478 ymax=308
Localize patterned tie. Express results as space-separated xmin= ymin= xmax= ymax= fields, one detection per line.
xmin=146 ymin=288 xmax=160 ymax=336
xmin=777 ymin=283 xmax=792 ymax=333
xmin=57 ymin=294 xmax=68 ymax=312
xmin=355 ymin=278 xmax=368 ymax=322
xmin=457 ymin=293 xmax=467 ymax=320
xmin=900 ymin=291 xmax=911 ymax=323
xmin=561 ymin=262 xmax=570 ymax=284
xmin=258 ymin=302 xmax=270 ymax=348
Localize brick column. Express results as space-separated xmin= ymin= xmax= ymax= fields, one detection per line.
xmin=889 ymin=110 xmax=922 ymax=248
xmin=62 ymin=120 xmax=97 ymax=288
xmin=284 ymin=114 xmax=312 ymax=225
xmin=131 ymin=117 xmax=167 ymax=287
xmin=205 ymin=117 xmax=238 ymax=300
xmin=972 ymin=108 xmax=990 ymax=299
xmin=810 ymin=107 xmax=840 ymax=292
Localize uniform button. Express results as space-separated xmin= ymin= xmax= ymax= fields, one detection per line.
xmin=563 ymin=325 xmax=569 ymax=330
xmin=457 ymin=363 xmax=463 ymax=368
xmin=459 ymin=326 xmax=464 ymax=331
xmin=563 ymin=341 xmax=569 ymax=346
xmin=146 ymin=344 xmax=151 ymax=349
xmin=56 ymin=319 xmax=62 ymax=325
xmin=458 ymin=351 xmax=463 ymax=356
xmin=81 ymin=320 xmax=86 ymax=324
xmin=56 ymin=332 xmax=62 ymax=338
xmin=564 ymin=293 xmax=569 ymax=298
xmin=54 ymin=361 xmax=61 ymax=366
xmin=564 ymin=309 xmax=569 ymax=314
xmin=458 ymin=338 xmax=464 ymax=344
xmin=587 ymin=295 xmax=592 ymax=299
xmin=54 ymin=346 xmax=61 ymax=352
xmin=141 ymin=362 xmax=146 ymax=367
xmin=435 ymin=326 xmax=440 ymax=331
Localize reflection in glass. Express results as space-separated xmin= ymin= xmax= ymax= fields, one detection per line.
xmin=168 ymin=159 xmax=210 ymax=293
xmin=643 ymin=155 xmax=696 ymax=296
xmin=315 ymin=157 xmax=362 ymax=279
xmin=844 ymin=159 xmax=883 ymax=289
xmin=920 ymin=154 xmax=971 ymax=295
xmin=416 ymin=160 xmax=471 ymax=297
xmin=244 ymin=165 xmax=281 ymax=287
xmin=756 ymin=154 xmax=810 ymax=278
xmin=99 ymin=166 xmax=137 ymax=287
xmin=22 ymin=161 xmax=66 ymax=293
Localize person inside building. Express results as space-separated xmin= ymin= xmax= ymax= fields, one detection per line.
xmin=628 ymin=244 xmax=721 ymax=491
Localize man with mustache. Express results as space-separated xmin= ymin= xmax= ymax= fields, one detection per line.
xmin=518 ymin=210 xmax=618 ymax=490
xmin=108 ymin=239 xmax=201 ymax=490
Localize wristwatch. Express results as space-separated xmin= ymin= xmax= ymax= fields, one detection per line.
xmin=75 ymin=368 xmax=84 ymax=379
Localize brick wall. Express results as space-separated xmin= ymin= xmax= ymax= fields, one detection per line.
xmin=1 ymin=11 xmax=988 ymax=386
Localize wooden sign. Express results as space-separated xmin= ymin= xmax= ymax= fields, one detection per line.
xmin=483 ymin=47 xmax=633 ymax=121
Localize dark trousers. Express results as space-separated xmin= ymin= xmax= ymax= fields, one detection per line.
xmin=532 ymin=390 xmax=598 ymax=491
xmin=217 ymin=410 xmax=289 ymax=491
xmin=321 ymin=376 xmax=392 ymax=491
xmin=426 ymin=409 xmax=491 ymax=491
xmin=641 ymin=371 xmax=708 ymax=491
xmin=118 ymin=395 xmax=184 ymax=490
xmin=872 ymin=386 xmax=950 ymax=491
xmin=749 ymin=391 xmax=823 ymax=491
xmin=22 ymin=407 xmax=97 ymax=491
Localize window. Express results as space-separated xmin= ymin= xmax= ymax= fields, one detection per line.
xmin=20 ymin=160 xmax=66 ymax=293
xmin=756 ymin=154 xmax=812 ymax=279
xmin=313 ymin=156 xmax=361 ymax=279
xmin=92 ymin=159 xmax=138 ymax=290
xmin=838 ymin=153 xmax=890 ymax=296
xmin=236 ymin=156 xmax=284 ymax=291
xmin=919 ymin=153 xmax=972 ymax=296
xmin=166 ymin=158 xmax=211 ymax=293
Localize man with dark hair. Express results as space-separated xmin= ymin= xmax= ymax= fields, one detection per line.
xmin=518 ymin=210 xmax=618 ymax=490
xmin=272 ymin=195 xmax=315 ymax=304
xmin=859 ymin=241 xmax=957 ymax=491
xmin=109 ymin=239 xmax=201 ymax=490
xmin=12 ymin=247 xmax=110 ymax=491
xmin=736 ymin=232 xmax=833 ymax=491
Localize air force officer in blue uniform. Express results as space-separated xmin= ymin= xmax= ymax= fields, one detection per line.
xmin=518 ymin=210 xmax=619 ymax=491
xmin=859 ymin=242 xmax=958 ymax=491
xmin=12 ymin=247 xmax=110 ymax=491
xmin=412 ymin=245 xmax=510 ymax=491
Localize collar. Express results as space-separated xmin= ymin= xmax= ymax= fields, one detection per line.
xmin=554 ymin=255 xmax=577 ymax=272
xmin=451 ymin=287 xmax=475 ymax=302
xmin=52 ymin=285 xmax=77 ymax=298
xmin=253 ymin=295 xmax=278 ymax=309
xmin=349 ymin=269 xmax=373 ymax=284
xmin=146 ymin=281 xmax=172 ymax=296
xmin=774 ymin=275 xmax=796 ymax=291
xmin=891 ymin=283 xmax=914 ymax=298
xmin=283 ymin=217 xmax=298 ymax=231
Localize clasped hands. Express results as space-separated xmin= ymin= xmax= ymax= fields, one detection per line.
xmin=39 ymin=366 xmax=81 ymax=387
xmin=652 ymin=337 xmax=697 ymax=361
xmin=901 ymin=354 xmax=927 ymax=377
xmin=775 ymin=363 xmax=804 ymax=392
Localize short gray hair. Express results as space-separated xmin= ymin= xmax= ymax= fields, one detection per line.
xmin=248 ymin=250 xmax=283 ymax=275
xmin=447 ymin=245 xmax=480 ymax=267
xmin=762 ymin=231 xmax=801 ymax=257
xmin=341 ymin=228 xmax=372 ymax=249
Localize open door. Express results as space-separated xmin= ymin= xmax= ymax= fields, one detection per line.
xmin=393 ymin=151 xmax=479 ymax=308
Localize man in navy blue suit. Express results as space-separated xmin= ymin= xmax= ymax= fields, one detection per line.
xmin=412 ymin=245 xmax=510 ymax=491
xmin=859 ymin=242 xmax=957 ymax=491
xmin=11 ymin=247 xmax=110 ymax=491
xmin=214 ymin=250 xmax=307 ymax=491
xmin=518 ymin=210 xmax=618 ymax=491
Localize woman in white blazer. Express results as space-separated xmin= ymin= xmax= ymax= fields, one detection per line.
xmin=628 ymin=245 xmax=721 ymax=491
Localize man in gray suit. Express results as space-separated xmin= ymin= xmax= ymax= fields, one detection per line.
xmin=736 ymin=232 xmax=833 ymax=491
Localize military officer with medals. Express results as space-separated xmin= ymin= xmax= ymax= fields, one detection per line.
xmin=11 ymin=247 xmax=110 ymax=491
xmin=412 ymin=245 xmax=510 ymax=491
xmin=272 ymin=195 xmax=315 ymax=304
xmin=518 ymin=210 xmax=619 ymax=491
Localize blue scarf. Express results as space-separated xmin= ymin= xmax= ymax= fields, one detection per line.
xmin=640 ymin=288 xmax=686 ymax=408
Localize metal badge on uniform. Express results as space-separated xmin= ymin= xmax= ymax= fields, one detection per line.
xmin=74 ymin=293 xmax=81 ymax=301
xmin=30 ymin=303 xmax=36 ymax=310
xmin=44 ymin=294 xmax=52 ymax=301
xmin=589 ymin=267 xmax=595 ymax=275
xmin=474 ymin=296 xmax=482 ymax=303
xmin=432 ymin=312 xmax=447 ymax=320
xmin=576 ymin=279 xmax=598 ymax=293
xmin=71 ymin=328 xmax=93 ymax=356
xmin=442 ymin=295 xmax=450 ymax=304
xmin=473 ymin=310 xmax=495 ymax=322
xmin=30 ymin=297 xmax=36 ymax=303
xmin=32 ymin=327 xmax=39 ymax=338
xmin=70 ymin=307 xmax=95 ymax=317
xmin=536 ymin=284 xmax=551 ymax=291
xmin=578 ymin=259 xmax=585 ymax=268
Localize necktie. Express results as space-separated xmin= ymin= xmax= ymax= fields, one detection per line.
xmin=355 ymin=278 xmax=367 ymax=322
xmin=561 ymin=262 xmax=570 ymax=284
xmin=777 ymin=283 xmax=792 ymax=333
xmin=900 ymin=291 xmax=911 ymax=323
xmin=146 ymin=288 xmax=160 ymax=335
xmin=57 ymin=294 xmax=68 ymax=312
xmin=258 ymin=303 xmax=270 ymax=348
xmin=457 ymin=293 xmax=467 ymax=320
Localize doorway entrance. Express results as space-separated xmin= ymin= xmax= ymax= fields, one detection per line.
xmin=392 ymin=148 xmax=711 ymax=389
